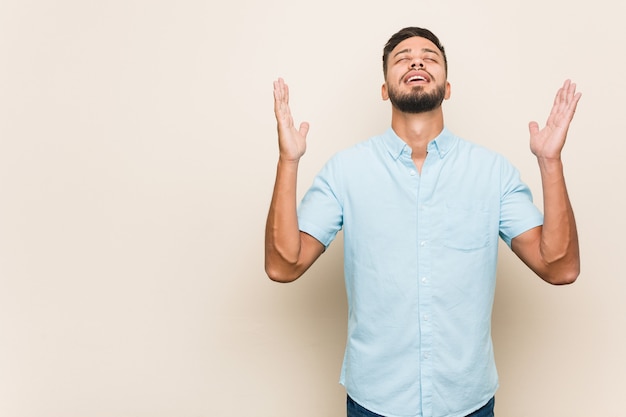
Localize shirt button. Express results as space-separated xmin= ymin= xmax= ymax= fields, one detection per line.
xmin=423 ymin=352 xmax=430 ymax=360
xmin=420 ymin=240 xmax=427 ymax=246
xmin=423 ymin=314 xmax=429 ymax=322
xmin=421 ymin=277 xmax=428 ymax=284
xmin=409 ymin=169 xmax=416 ymax=176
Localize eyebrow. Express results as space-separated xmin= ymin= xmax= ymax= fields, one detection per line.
xmin=393 ymin=47 xmax=441 ymax=58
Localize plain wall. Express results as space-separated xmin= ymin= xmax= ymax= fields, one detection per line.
xmin=1 ymin=0 xmax=624 ymax=416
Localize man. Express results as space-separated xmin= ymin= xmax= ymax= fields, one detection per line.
xmin=265 ymin=27 xmax=580 ymax=417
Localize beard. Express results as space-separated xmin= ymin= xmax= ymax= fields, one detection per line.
xmin=387 ymin=83 xmax=446 ymax=114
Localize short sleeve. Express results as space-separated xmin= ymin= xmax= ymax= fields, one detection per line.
xmin=297 ymin=158 xmax=344 ymax=248
xmin=498 ymin=157 xmax=544 ymax=247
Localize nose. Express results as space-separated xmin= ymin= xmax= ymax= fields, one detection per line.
xmin=411 ymin=61 xmax=424 ymax=69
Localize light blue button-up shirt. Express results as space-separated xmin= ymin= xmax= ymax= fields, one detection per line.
xmin=297 ymin=127 xmax=543 ymax=417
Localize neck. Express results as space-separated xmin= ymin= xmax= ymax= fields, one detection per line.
xmin=391 ymin=106 xmax=444 ymax=163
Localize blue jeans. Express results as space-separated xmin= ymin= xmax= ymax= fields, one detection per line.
xmin=346 ymin=395 xmax=495 ymax=417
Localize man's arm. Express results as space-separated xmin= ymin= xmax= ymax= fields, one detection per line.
xmin=264 ymin=78 xmax=325 ymax=283
xmin=511 ymin=79 xmax=581 ymax=285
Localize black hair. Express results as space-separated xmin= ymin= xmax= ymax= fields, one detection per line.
xmin=382 ymin=27 xmax=448 ymax=77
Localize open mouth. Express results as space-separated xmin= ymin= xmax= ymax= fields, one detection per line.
xmin=404 ymin=72 xmax=430 ymax=85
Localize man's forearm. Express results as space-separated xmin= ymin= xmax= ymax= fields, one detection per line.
xmin=264 ymin=159 xmax=303 ymax=281
xmin=538 ymin=158 xmax=580 ymax=280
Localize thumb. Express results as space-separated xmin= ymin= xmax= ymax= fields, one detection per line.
xmin=299 ymin=122 xmax=310 ymax=138
xmin=528 ymin=121 xmax=539 ymax=136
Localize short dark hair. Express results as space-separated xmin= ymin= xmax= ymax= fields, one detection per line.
xmin=382 ymin=27 xmax=448 ymax=77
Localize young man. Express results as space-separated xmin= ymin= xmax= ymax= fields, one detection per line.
xmin=265 ymin=27 xmax=580 ymax=417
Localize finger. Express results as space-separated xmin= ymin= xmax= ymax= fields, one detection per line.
xmin=565 ymin=91 xmax=582 ymax=120
xmin=273 ymin=78 xmax=287 ymax=100
xmin=561 ymin=81 xmax=581 ymax=118
xmin=571 ymin=91 xmax=582 ymax=109
xmin=273 ymin=79 xmax=283 ymax=108
xmin=528 ymin=121 xmax=540 ymax=136
xmin=299 ymin=122 xmax=310 ymax=139
xmin=555 ymin=80 xmax=571 ymax=108
xmin=562 ymin=78 xmax=571 ymax=92
xmin=273 ymin=78 xmax=292 ymax=121
xmin=549 ymin=80 xmax=577 ymax=124
xmin=564 ymin=80 xmax=577 ymax=107
xmin=282 ymin=78 xmax=290 ymax=105
xmin=566 ymin=82 xmax=581 ymax=107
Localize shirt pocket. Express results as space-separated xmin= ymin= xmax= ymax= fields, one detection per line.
xmin=443 ymin=200 xmax=491 ymax=251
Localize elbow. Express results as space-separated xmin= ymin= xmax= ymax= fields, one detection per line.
xmin=546 ymin=271 xmax=579 ymax=285
xmin=265 ymin=244 xmax=307 ymax=283
xmin=538 ymin=245 xmax=580 ymax=285
xmin=266 ymin=271 xmax=299 ymax=283
xmin=543 ymin=263 xmax=580 ymax=286
xmin=264 ymin=263 xmax=301 ymax=283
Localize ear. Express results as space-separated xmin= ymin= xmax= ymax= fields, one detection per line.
xmin=444 ymin=81 xmax=451 ymax=100
xmin=381 ymin=83 xmax=389 ymax=101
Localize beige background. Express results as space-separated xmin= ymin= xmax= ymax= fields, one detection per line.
xmin=0 ymin=0 xmax=624 ymax=416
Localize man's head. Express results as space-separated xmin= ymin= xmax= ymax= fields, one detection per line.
xmin=382 ymin=27 xmax=447 ymax=78
xmin=381 ymin=27 xmax=450 ymax=114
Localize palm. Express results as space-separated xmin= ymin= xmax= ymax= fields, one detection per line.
xmin=529 ymin=80 xmax=581 ymax=160
xmin=273 ymin=78 xmax=309 ymax=161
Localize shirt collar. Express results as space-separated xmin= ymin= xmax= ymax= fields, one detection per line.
xmin=383 ymin=127 xmax=457 ymax=160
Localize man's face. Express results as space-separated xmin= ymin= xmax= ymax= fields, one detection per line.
xmin=382 ymin=36 xmax=450 ymax=113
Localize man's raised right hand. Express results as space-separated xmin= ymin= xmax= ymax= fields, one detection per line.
xmin=273 ymin=78 xmax=310 ymax=162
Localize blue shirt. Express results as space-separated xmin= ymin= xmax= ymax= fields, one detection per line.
xmin=297 ymin=127 xmax=543 ymax=417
